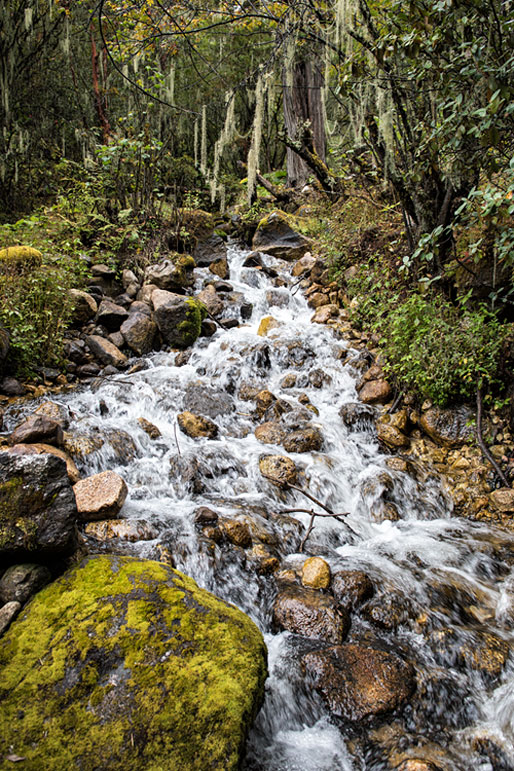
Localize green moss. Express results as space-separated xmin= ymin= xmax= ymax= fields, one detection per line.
xmin=0 ymin=555 xmax=267 ymax=771
xmin=0 ymin=246 xmax=43 ymax=274
xmin=176 ymin=297 xmax=206 ymax=347
xmin=0 ymin=476 xmax=46 ymax=550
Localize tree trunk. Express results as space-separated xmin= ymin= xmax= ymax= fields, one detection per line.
xmin=282 ymin=59 xmax=325 ymax=188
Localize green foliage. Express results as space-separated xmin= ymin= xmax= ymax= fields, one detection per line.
xmin=378 ymin=293 xmax=507 ymax=406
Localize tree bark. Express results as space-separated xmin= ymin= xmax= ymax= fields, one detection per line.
xmin=282 ymin=59 xmax=326 ymax=188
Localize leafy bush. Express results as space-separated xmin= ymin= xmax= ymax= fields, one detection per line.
xmin=378 ymin=293 xmax=507 ymax=406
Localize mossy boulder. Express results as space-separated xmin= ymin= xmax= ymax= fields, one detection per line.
xmin=144 ymin=254 xmax=196 ymax=293
xmin=0 ymin=246 xmax=42 ymax=274
xmin=151 ymin=290 xmax=206 ymax=348
xmin=0 ymin=555 xmax=267 ymax=770
xmin=252 ymin=210 xmax=312 ymax=261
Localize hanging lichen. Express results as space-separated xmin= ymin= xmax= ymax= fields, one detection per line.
xmin=210 ymin=90 xmax=236 ymax=202
xmin=193 ymin=118 xmax=199 ymax=168
xmin=247 ymin=73 xmax=266 ymax=204
xmin=200 ymin=105 xmax=207 ymax=176
xmin=24 ymin=7 xmax=33 ymax=32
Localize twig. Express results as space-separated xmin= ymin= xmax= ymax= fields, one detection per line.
xmin=173 ymin=420 xmax=182 ymax=457
xmin=476 ymin=387 xmax=510 ymax=487
xmin=387 ymin=390 xmax=404 ymax=414
xmin=204 ymin=307 xmax=230 ymax=330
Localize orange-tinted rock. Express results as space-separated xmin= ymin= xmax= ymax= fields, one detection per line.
xmin=73 ymin=470 xmax=128 ymax=521
xmin=177 ymin=411 xmax=218 ymax=439
xmin=301 ymin=557 xmax=331 ymax=589
xmin=359 ymin=380 xmax=392 ymax=405
xmin=259 ymin=454 xmax=297 ymax=486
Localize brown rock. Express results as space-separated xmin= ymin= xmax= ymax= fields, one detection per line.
xmin=283 ymin=427 xmax=323 ymax=453
xmin=10 ymin=415 xmax=63 ymax=447
xmin=69 ymin=289 xmax=97 ymax=325
xmin=489 ymin=487 xmax=514 ymax=512
xmin=259 ymin=454 xmax=297 ymax=486
xmin=86 ymin=335 xmax=127 ymax=368
xmin=197 ymin=284 xmax=224 ymax=317
xmin=62 ymin=431 xmax=104 ymax=459
xmin=73 ymin=470 xmax=128 ymax=521
xmin=311 ymin=304 xmax=339 ymax=324
xmin=377 ymin=422 xmax=410 ymax=449
xmin=84 ymin=518 xmax=158 ymax=542
xmin=280 ymin=374 xmax=297 ymax=389
xmin=34 ymin=401 xmax=70 ymax=428
xmin=301 ymin=643 xmax=415 ymax=721
xmin=273 ymin=586 xmax=349 ymax=644
xmin=209 ymin=257 xmax=230 ymax=279
xmin=95 ymin=299 xmax=129 ymax=331
xmin=292 ymin=252 xmax=316 ymax=277
xmin=120 ymin=313 xmax=157 ymax=355
xmin=255 ymin=422 xmax=286 ymax=445
xmin=301 ymin=557 xmax=331 ymax=589
xmin=419 ymin=406 xmax=473 ymax=447
xmin=257 ymin=316 xmax=280 ymax=336
xmin=255 ymin=390 xmax=276 ymax=416
xmin=193 ymin=507 xmax=219 ymax=525
xmin=9 ymin=443 xmax=80 ymax=483
xmin=220 ymin=518 xmax=252 ymax=548
xmin=308 ymin=292 xmax=330 ymax=309
xmin=177 ymin=411 xmax=218 ymax=439
xmin=359 ymin=380 xmax=392 ymax=405
xmin=331 ymin=570 xmax=374 ymax=611
xmin=137 ymin=418 xmax=161 ymax=439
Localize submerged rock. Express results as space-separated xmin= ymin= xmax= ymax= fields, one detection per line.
xmin=301 ymin=642 xmax=415 ymax=721
xmin=283 ymin=426 xmax=323 ymax=453
xmin=183 ymin=383 xmax=234 ymax=418
xmin=273 ymin=585 xmax=349 ymax=644
xmin=259 ymin=454 xmax=297 ymax=486
xmin=331 ymin=570 xmax=375 ymax=611
xmin=339 ymin=402 xmax=377 ymax=430
xmin=0 ymin=555 xmax=267 ymax=770
xmin=177 ymin=411 xmax=219 ymax=439
xmin=84 ymin=518 xmax=159 ymax=543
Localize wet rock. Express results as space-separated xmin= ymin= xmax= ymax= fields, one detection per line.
xmin=194 ymin=507 xmax=219 ymax=525
xmin=252 ymin=210 xmax=312 ymax=261
xmin=152 ymin=290 xmax=205 ymax=348
xmin=377 ymin=422 xmax=410 ymax=449
xmin=241 ymin=301 xmax=253 ymax=320
xmin=175 ymin=350 xmax=192 ymax=367
xmin=10 ymin=415 xmax=63 ymax=447
xmin=86 ymin=335 xmax=127 ymax=368
xmin=220 ymin=317 xmax=239 ymax=329
xmin=331 ymin=570 xmax=375 ymax=611
xmin=201 ymin=319 xmax=217 ymax=337
xmin=8 ymin=443 xmax=80 ymax=484
xmin=292 ymin=252 xmax=316 ymax=277
xmin=193 ymin=233 xmax=227 ymax=266
xmin=259 ymin=454 xmax=297 ymax=486
xmin=62 ymin=431 xmax=104 ymax=459
xmin=263 ymin=398 xmax=293 ymax=423
xmin=84 ymin=518 xmax=159 ymax=542
xmin=214 ymin=281 xmax=233 ymax=293
xmin=0 ymin=452 xmax=78 ymax=560
xmin=273 ymin=585 xmax=349 ymax=643
xmin=0 ymin=601 xmax=21 ymax=637
xmin=169 ymin=454 xmax=206 ymax=494
xmin=396 ymin=759 xmax=444 ymax=771
xmin=363 ymin=593 xmax=415 ymax=631
xmin=137 ymin=417 xmax=161 ymax=439
xmin=0 ymin=563 xmax=51 ymax=604
xmin=238 ymin=383 xmax=261 ymax=401
xmin=177 ymin=411 xmax=218 ymax=439
xmin=103 ymin=428 xmax=138 ymax=465
xmin=95 ymin=299 xmax=129 ymax=331
xmin=34 ymin=400 xmax=70 ymax=428
xmin=144 ymin=255 xmax=195 ymax=292
xmin=308 ymin=368 xmax=332 ymax=388
xmin=254 ymin=389 xmax=275 ymax=415
xmin=257 ymin=316 xmax=281 ymax=336
xmin=254 ymin=422 xmax=286 ymax=445
xmin=419 ymin=407 xmax=473 ymax=447
xmin=301 ymin=642 xmax=415 ymax=721
xmin=209 ymin=257 xmax=230 ymax=279
xmin=197 ymin=284 xmax=224 ymax=317
xmin=220 ymin=518 xmax=252 ymax=548
xmin=73 ymin=470 xmax=128 ymax=521
xmin=311 ymin=304 xmax=339 ymax=324
xmin=359 ymin=379 xmax=392 ymax=405
xmin=301 ymin=557 xmax=331 ymax=590
xmin=183 ymin=383 xmax=234 ymax=418
xmin=0 ymin=377 xmax=27 ymax=396
xmin=280 ymin=373 xmax=297 ymax=389
xmin=283 ymin=427 xmax=323 ymax=453
xmin=69 ymin=288 xmax=97 ymax=325
xmin=0 ymin=555 xmax=267 ymax=770
xmin=120 ymin=313 xmax=157 ymax=355
xmin=489 ymin=487 xmax=514 ymax=512
xmin=339 ymin=402 xmax=377 ymax=430
xmin=266 ymin=289 xmax=288 ymax=308
xmin=249 ymin=544 xmax=280 ymax=574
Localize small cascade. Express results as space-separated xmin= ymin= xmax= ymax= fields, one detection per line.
xmin=8 ymin=242 xmax=514 ymax=770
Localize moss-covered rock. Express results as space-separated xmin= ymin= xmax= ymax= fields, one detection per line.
xmin=252 ymin=211 xmax=312 ymax=261
xmin=0 ymin=555 xmax=267 ymax=770
xmin=151 ymin=290 xmax=206 ymax=348
xmin=0 ymin=246 xmax=42 ymax=274
xmin=144 ymin=254 xmax=196 ymax=293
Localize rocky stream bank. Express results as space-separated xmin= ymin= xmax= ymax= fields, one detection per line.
xmin=0 ymin=211 xmax=513 ymax=770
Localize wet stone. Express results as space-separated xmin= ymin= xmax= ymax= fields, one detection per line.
xmin=0 ymin=563 xmax=51 ymax=605
xmin=10 ymin=415 xmax=63 ymax=447
xmin=273 ymin=585 xmax=349 ymax=644
xmin=177 ymin=411 xmax=218 ymax=439
xmin=283 ymin=427 xmax=323 ymax=453
xmin=259 ymin=454 xmax=297 ymax=486
xmin=84 ymin=519 xmax=159 ymax=543
xmin=183 ymin=383 xmax=234 ymax=418
xmin=73 ymin=470 xmax=128 ymax=521
xmin=137 ymin=418 xmax=161 ymax=439
xmin=358 ymin=379 xmax=392 ymax=405
xmin=331 ymin=570 xmax=375 ymax=611
xmin=301 ymin=557 xmax=331 ymax=590
xmin=254 ymin=422 xmax=286 ymax=445
xmin=339 ymin=402 xmax=377 ymax=430
xmin=194 ymin=507 xmax=219 ymax=525
xmin=362 ymin=592 xmax=415 ymax=631
xmin=220 ymin=518 xmax=252 ymax=548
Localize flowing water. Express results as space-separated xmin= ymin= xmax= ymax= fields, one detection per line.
xmin=7 ymin=242 xmax=514 ymax=769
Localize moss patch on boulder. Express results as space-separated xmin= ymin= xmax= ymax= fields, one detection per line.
xmin=0 ymin=555 xmax=267 ymax=770
xmin=0 ymin=246 xmax=43 ymax=274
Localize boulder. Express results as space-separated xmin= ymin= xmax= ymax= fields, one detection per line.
xmin=301 ymin=557 xmax=331 ymax=590
xmin=0 ymin=555 xmax=267 ymax=770
xmin=69 ymin=289 xmax=98 ymax=325
xmin=489 ymin=487 xmax=514 ymax=512
xmin=8 ymin=443 xmax=80 ymax=484
xmin=0 ymin=452 xmax=78 ymax=561
xmin=73 ymin=470 xmax=128 ymax=521
xmin=252 ymin=211 xmax=312 ymax=261
xmin=331 ymin=570 xmax=374 ymax=611
xmin=359 ymin=379 xmax=392 ymax=405
xmin=0 ymin=563 xmax=51 ymax=605
xmin=220 ymin=518 xmax=252 ymax=548
xmin=292 ymin=252 xmax=316 ymax=277
xmin=152 ymin=290 xmax=205 ymax=348
xmin=339 ymin=402 xmax=377 ymax=430
xmin=183 ymin=383 xmax=234 ymax=418
xmin=197 ymin=284 xmax=225 ymax=317
xmin=177 ymin=411 xmax=218 ymax=439
xmin=10 ymin=415 xmax=63 ymax=447
xmin=283 ymin=427 xmax=323 ymax=453
xmin=209 ymin=257 xmax=230 ymax=279
xmin=120 ymin=313 xmax=157 ymax=355
xmin=301 ymin=642 xmax=415 ymax=721
xmin=193 ymin=233 xmax=227 ymax=266
xmin=144 ymin=255 xmax=195 ymax=292
xmin=0 ymin=601 xmax=21 ymax=637
xmin=0 ymin=377 xmax=26 ymax=396
xmin=0 ymin=245 xmax=42 ymax=272
xmin=377 ymin=422 xmax=410 ymax=449
xmin=259 ymin=454 xmax=297 ymax=486
xmin=419 ymin=407 xmax=474 ymax=447
xmin=34 ymin=401 xmax=70 ymax=428
xmin=86 ymin=335 xmax=127 ymax=368
xmin=137 ymin=418 xmax=161 ymax=439
xmin=84 ymin=518 xmax=159 ymax=543
xmin=254 ymin=422 xmax=286 ymax=445
xmin=273 ymin=585 xmax=349 ymax=644
xmin=95 ymin=299 xmax=129 ymax=331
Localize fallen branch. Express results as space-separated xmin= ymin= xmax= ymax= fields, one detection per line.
xmin=476 ymin=387 xmax=510 ymax=487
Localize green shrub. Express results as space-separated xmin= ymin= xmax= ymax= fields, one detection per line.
xmin=378 ymin=293 xmax=507 ymax=406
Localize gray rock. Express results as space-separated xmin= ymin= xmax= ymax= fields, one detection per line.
xmin=252 ymin=211 xmax=312 ymax=261
xmin=0 ymin=452 xmax=78 ymax=561
xmin=339 ymin=402 xmax=377 ymax=430
xmin=86 ymin=335 xmax=127 ymax=367
xmin=120 ymin=312 xmax=157 ymax=355
xmin=95 ymin=299 xmax=129 ymax=331
xmin=183 ymin=383 xmax=234 ymax=418
xmin=273 ymin=585 xmax=349 ymax=644
xmin=193 ymin=234 xmax=227 ymax=266
xmin=151 ymin=290 xmax=203 ymax=348
xmin=69 ymin=289 xmax=98 ymax=325
xmin=0 ymin=563 xmax=51 ymax=604
xmin=0 ymin=377 xmax=27 ymax=396
xmin=10 ymin=414 xmax=64 ymax=446
xmin=0 ymin=601 xmax=21 ymax=637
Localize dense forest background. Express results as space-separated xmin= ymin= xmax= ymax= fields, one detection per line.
xmin=1 ymin=0 xmax=514 ymax=411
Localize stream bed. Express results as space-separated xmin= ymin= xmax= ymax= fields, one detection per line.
xmin=6 ymin=242 xmax=514 ymax=770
